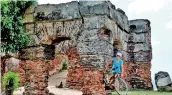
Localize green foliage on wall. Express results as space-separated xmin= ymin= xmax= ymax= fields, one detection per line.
xmin=2 ymin=72 xmax=19 ymax=91
xmin=1 ymin=0 xmax=37 ymax=53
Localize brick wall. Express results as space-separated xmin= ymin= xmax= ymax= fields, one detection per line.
xmin=65 ymin=47 xmax=106 ymax=94
xmin=123 ymin=62 xmax=152 ymax=89
xmin=19 ymin=60 xmax=49 ymax=95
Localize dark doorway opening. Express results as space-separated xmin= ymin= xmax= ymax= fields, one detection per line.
xmin=113 ymin=40 xmax=121 ymax=57
xmin=52 ymin=37 xmax=71 ymax=45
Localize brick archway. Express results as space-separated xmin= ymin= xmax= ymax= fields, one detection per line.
xmin=19 ymin=36 xmax=72 ymax=95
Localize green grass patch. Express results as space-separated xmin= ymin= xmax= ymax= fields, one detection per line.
xmin=111 ymin=90 xmax=172 ymax=95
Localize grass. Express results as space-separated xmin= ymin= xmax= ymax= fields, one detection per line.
xmin=111 ymin=90 xmax=172 ymax=95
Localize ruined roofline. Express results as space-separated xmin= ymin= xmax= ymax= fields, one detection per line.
xmin=116 ymin=8 xmax=126 ymax=15
xmin=30 ymin=0 xmax=129 ymax=31
xmin=37 ymin=1 xmax=78 ymax=6
xmin=129 ymin=19 xmax=151 ymax=25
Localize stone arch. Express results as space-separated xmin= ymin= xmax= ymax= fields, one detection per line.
xmin=52 ymin=36 xmax=71 ymax=45
xmin=43 ymin=35 xmax=72 ymax=89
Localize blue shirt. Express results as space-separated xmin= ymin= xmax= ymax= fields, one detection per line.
xmin=112 ymin=57 xmax=123 ymax=73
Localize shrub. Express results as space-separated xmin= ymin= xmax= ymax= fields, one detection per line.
xmin=60 ymin=60 xmax=68 ymax=72
xmin=2 ymin=72 xmax=19 ymax=94
xmin=1 ymin=0 xmax=37 ymax=53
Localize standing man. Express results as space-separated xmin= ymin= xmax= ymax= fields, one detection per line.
xmin=106 ymin=52 xmax=124 ymax=88
xmin=112 ymin=52 xmax=124 ymax=78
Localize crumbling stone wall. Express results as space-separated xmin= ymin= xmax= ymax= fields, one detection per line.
xmin=124 ymin=19 xmax=152 ymax=89
xmin=0 ymin=0 xmax=152 ymax=94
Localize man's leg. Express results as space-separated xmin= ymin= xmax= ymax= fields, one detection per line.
xmin=109 ymin=73 xmax=115 ymax=89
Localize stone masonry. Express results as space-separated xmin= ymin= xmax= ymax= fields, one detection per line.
xmin=1 ymin=0 xmax=153 ymax=95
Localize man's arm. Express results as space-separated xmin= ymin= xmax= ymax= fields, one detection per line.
xmin=121 ymin=62 xmax=124 ymax=78
xmin=105 ymin=58 xmax=113 ymax=72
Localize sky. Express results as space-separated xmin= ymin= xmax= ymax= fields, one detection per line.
xmin=38 ymin=0 xmax=172 ymax=88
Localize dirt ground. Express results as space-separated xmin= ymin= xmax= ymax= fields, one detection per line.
xmin=12 ymin=70 xmax=82 ymax=95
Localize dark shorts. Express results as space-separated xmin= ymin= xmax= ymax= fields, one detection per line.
xmin=108 ymin=69 xmax=120 ymax=74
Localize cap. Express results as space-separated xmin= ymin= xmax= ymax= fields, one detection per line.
xmin=116 ymin=52 xmax=122 ymax=57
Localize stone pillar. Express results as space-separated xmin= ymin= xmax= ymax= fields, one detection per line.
xmin=21 ymin=60 xmax=49 ymax=95
xmin=125 ymin=19 xmax=152 ymax=89
xmin=19 ymin=46 xmax=55 ymax=95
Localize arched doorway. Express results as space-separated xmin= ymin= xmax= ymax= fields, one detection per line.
xmin=113 ymin=39 xmax=122 ymax=57
xmin=48 ymin=36 xmax=71 ymax=87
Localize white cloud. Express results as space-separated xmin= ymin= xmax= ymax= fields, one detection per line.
xmin=128 ymin=0 xmax=165 ymax=15
xmin=169 ymin=12 xmax=172 ymax=19
xmin=166 ymin=20 xmax=172 ymax=30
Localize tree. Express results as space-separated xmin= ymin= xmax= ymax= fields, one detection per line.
xmin=1 ymin=0 xmax=37 ymax=53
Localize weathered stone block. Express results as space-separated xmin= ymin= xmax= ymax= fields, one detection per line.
xmin=63 ymin=20 xmax=82 ymax=39
xmin=105 ymin=19 xmax=117 ymax=38
xmin=83 ymin=15 xmax=106 ymax=29
xmin=4 ymin=57 xmax=20 ymax=72
xmin=129 ymin=19 xmax=150 ymax=33
xmin=122 ymin=41 xmax=128 ymax=51
xmin=20 ymin=46 xmax=44 ymax=60
xmin=78 ymin=29 xmax=99 ymax=42
xmin=109 ymin=4 xmax=129 ymax=32
xmin=25 ymin=24 xmax=35 ymax=35
xmin=25 ymin=5 xmax=35 ymax=14
xmin=77 ymin=40 xmax=113 ymax=55
xmin=134 ymin=43 xmax=151 ymax=52
xmin=20 ymin=45 xmax=55 ymax=60
xmin=134 ymin=33 xmax=146 ymax=42
xmin=79 ymin=55 xmax=105 ymax=68
xmin=116 ymin=8 xmax=129 ymax=32
xmin=23 ymin=13 xmax=34 ymax=23
xmin=27 ymin=35 xmax=40 ymax=46
xmin=155 ymin=71 xmax=172 ymax=92
xmin=155 ymin=71 xmax=172 ymax=87
xmin=35 ymin=22 xmax=60 ymax=44
xmin=79 ymin=1 xmax=110 ymax=16
xmin=134 ymin=51 xmax=151 ymax=62
xmin=34 ymin=1 xmax=81 ymax=21
xmin=35 ymin=20 xmax=82 ymax=45
xmin=122 ymin=31 xmax=129 ymax=42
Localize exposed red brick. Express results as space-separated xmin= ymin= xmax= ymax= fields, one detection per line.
xmin=65 ymin=47 xmax=106 ymax=95
xmin=20 ymin=60 xmax=49 ymax=95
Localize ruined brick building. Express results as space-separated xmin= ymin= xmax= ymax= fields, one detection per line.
xmin=1 ymin=0 xmax=152 ymax=95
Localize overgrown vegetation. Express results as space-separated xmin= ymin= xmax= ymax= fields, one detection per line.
xmin=2 ymin=72 xmax=19 ymax=95
xmin=60 ymin=60 xmax=68 ymax=72
xmin=1 ymin=0 xmax=37 ymax=53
